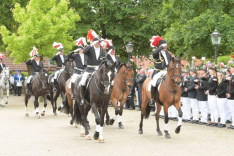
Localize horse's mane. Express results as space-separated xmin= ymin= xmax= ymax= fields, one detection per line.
xmin=117 ymin=62 xmax=132 ymax=73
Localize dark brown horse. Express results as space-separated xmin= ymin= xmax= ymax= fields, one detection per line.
xmin=74 ymin=61 xmax=115 ymax=142
xmin=48 ymin=59 xmax=73 ymax=115
xmin=139 ymin=57 xmax=183 ymax=139
xmin=107 ymin=63 xmax=134 ymax=128
xmin=24 ymin=69 xmax=50 ymax=119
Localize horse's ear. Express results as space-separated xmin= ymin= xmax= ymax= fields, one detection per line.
xmin=123 ymin=63 xmax=126 ymax=67
xmin=172 ymin=57 xmax=175 ymax=62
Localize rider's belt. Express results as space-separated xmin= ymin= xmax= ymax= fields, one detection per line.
xmin=153 ymin=68 xmax=167 ymax=72
xmin=35 ymin=72 xmax=39 ymax=74
xmin=74 ymin=67 xmax=84 ymax=71
xmin=87 ymin=65 xmax=98 ymax=68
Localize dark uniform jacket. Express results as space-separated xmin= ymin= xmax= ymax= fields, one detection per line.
xmin=208 ymin=76 xmax=218 ymax=95
xmin=26 ymin=59 xmax=43 ymax=75
xmin=196 ymin=77 xmax=208 ymax=101
xmin=0 ymin=63 xmax=6 ymax=73
xmin=217 ymin=78 xmax=227 ymax=98
xmin=106 ymin=54 xmax=121 ymax=71
xmin=51 ymin=54 xmax=67 ymax=71
xmin=136 ymin=74 xmax=146 ymax=85
xmin=152 ymin=46 xmax=172 ymax=70
xmin=181 ymin=75 xmax=189 ymax=97
xmin=226 ymin=75 xmax=234 ymax=100
xmin=83 ymin=46 xmax=106 ymax=72
xmin=67 ymin=52 xmax=87 ymax=74
xmin=187 ymin=75 xmax=197 ymax=99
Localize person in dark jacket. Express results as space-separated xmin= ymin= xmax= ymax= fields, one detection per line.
xmin=217 ymin=70 xmax=227 ymax=128
xmin=0 ymin=58 xmax=6 ymax=73
xmin=226 ymin=66 xmax=234 ymax=129
xmin=51 ymin=42 xmax=67 ymax=91
xmin=25 ymin=54 xmax=43 ymax=94
xmin=15 ymin=70 xmax=24 ymax=96
xmin=79 ymin=37 xmax=106 ymax=105
xmin=13 ymin=71 xmax=18 ymax=96
xmin=185 ymin=68 xmax=199 ymax=123
xmin=181 ymin=69 xmax=190 ymax=122
xmin=106 ymin=46 xmax=121 ymax=73
xmin=136 ymin=69 xmax=146 ymax=110
xmin=205 ymin=67 xmax=218 ymax=126
xmin=195 ymin=67 xmax=208 ymax=124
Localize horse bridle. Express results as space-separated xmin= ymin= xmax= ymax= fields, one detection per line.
xmin=169 ymin=62 xmax=182 ymax=85
xmin=37 ymin=71 xmax=48 ymax=86
xmin=116 ymin=66 xmax=133 ymax=92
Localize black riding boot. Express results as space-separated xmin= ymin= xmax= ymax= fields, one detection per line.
xmin=80 ymin=85 xmax=86 ymax=105
xmin=53 ymin=79 xmax=59 ymax=92
xmin=149 ymin=86 xmax=156 ymax=107
xmin=26 ymin=83 xmax=30 ymax=94
xmin=71 ymin=82 xmax=75 ymax=100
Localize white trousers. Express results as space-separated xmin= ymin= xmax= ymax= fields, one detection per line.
xmin=135 ymin=88 xmax=139 ymax=106
xmin=190 ymin=98 xmax=199 ymax=120
xmin=151 ymin=71 xmax=167 ymax=87
xmin=160 ymin=106 xmax=164 ymax=116
xmin=79 ymin=72 xmax=90 ymax=86
xmin=168 ymin=105 xmax=178 ymax=118
xmin=71 ymin=73 xmax=80 ymax=83
xmin=227 ymin=99 xmax=234 ymax=126
xmin=54 ymin=69 xmax=64 ymax=80
xmin=217 ymin=98 xmax=227 ymax=124
xmin=199 ymin=101 xmax=208 ymax=123
xmin=26 ymin=76 xmax=33 ymax=83
xmin=181 ymin=97 xmax=191 ymax=120
xmin=208 ymin=95 xmax=219 ymax=123
xmin=225 ymin=102 xmax=232 ymax=121
xmin=207 ymin=95 xmax=211 ymax=114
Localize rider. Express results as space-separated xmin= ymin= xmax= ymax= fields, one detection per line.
xmin=106 ymin=46 xmax=121 ymax=73
xmin=67 ymin=37 xmax=87 ymax=99
xmin=25 ymin=47 xmax=43 ymax=94
xmin=51 ymin=42 xmax=67 ymax=92
xmin=0 ymin=58 xmax=6 ymax=73
xmin=79 ymin=37 xmax=106 ymax=105
xmin=148 ymin=35 xmax=172 ymax=106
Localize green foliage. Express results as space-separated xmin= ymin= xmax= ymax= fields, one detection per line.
xmin=21 ymin=71 xmax=28 ymax=78
xmin=0 ymin=0 xmax=80 ymax=63
xmin=217 ymin=55 xmax=231 ymax=65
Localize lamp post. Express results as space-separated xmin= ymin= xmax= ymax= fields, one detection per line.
xmin=210 ymin=28 xmax=221 ymax=65
xmin=125 ymin=42 xmax=134 ymax=62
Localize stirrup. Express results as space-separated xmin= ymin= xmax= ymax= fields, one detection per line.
xmin=53 ymin=87 xmax=57 ymax=92
xmin=26 ymin=89 xmax=30 ymax=94
xmin=80 ymin=99 xmax=85 ymax=105
xmin=148 ymin=99 xmax=155 ymax=107
xmin=71 ymin=93 xmax=75 ymax=100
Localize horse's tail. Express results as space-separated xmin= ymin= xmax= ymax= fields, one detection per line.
xmin=74 ymin=100 xmax=82 ymax=124
xmin=62 ymin=95 xmax=69 ymax=114
xmin=144 ymin=103 xmax=151 ymax=119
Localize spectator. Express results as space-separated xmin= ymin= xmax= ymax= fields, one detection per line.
xmin=16 ymin=70 xmax=24 ymax=96
xmin=13 ymin=71 xmax=18 ymax=96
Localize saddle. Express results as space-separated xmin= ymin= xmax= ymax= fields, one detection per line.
xmin=155 ymin=76 xmax=166 ymax=106
xmin=84 ymin=71 xmax=96 ymax=102
xmin=50 ymin=70 xmax=63 ymax=82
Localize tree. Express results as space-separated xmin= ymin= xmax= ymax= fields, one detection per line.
xmin=0 ymin=0 xmax=80 ymax=63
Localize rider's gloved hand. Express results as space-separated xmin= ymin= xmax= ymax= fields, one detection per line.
xmin=95 ymin=66 xmax=99 ymax=70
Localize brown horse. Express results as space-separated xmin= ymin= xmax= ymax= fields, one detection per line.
xmin=24 ymin=69 xmax=50 ymax=119
xmin=48 ymin=59 xmax=73 ymax=115
xmin=108 ymin=63 xmax=134 ymax=128
xmin=139 ymin=57 xmax=183 ymax=139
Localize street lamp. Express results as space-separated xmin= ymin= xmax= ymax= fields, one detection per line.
xmin=125 ymin=42 xmax=134 ymax=62
xmin=210 ymin=28 xmax=221 ymax=65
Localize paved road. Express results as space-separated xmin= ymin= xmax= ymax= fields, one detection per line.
xmin=0 ymin=96 xmax=233 ymax=156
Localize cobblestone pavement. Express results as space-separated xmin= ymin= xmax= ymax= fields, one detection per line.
xmin=0 ymin=95 xmax=233 ymax=156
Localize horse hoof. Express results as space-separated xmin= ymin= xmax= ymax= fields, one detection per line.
xmin=41 ymin=112 xmax=45 ymax=116
xmin=85 ymin=135 xmax=91 ymax=140
xmin=175 ymin=126 xmax=181 ymax=134
xmin=93 ymin=131 xmax=99 ymax=140
xmin=157 ymin=131 xmax=163 ymax=136
xmin=105 ymin=120 xmax=110 ymax=125
xmin=58 ymin=107 xmax=61 ymax=111
xmin=2 ymin=105 xmax=4 ymax=107
xmin=86 ymin=122 xmax=90 ymax=130
xmin=110 ymin=119 xmax=115 ymax=125
xmin=36 ymin=115 xmax=40 ymax=119
xmin=68 ymin=114 xmax=71 ymax=117
xmin=99 ymin=138 xmax=105 ymax=143
xmin=54 ymin=113 xmax=57 ymax=116
xmin=138 ymin=130 xmax=143 ymax=134
xmin=25 ymin=113 xmax=29 ymax=117
xmin=5 ymin=102 xmax=8 ymax=104
xmin=70 ymin=120 xmax=73 ymax=125
xmin=80 ymin=133 xmax=85 ymax=137
xmin=73 ymin=124 xmax=78 ymax=128
xmin=165 ymin=134 xmax=171 ymax=139
xmin=118 ymin=122 xmax=124 ymax=129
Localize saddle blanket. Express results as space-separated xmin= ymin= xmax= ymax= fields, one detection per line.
xmin=148 ymin=80 xmax=162 ymax=92
xmin=51 ymin=70 xmax=63 ymax=83
xmin=148 ymin=71 xmax=167 ymax=91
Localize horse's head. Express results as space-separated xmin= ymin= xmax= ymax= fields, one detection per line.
xmin=39 ymin=68 xmax=49 ymax=89
xmin=99 ymin=60 xmax=115 ymax=94
xmin=122 ymin=62 xmax=134 ymax=89
xmin=64 ymin=58 xmax=73 ymax=76
xmin=3 ymin=67 xmax=10 ymax=81
xmin=168 ymin=57 xmax=183 ymax=85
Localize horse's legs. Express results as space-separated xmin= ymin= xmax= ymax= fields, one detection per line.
xmin=91 ymin=102 xmax=101 ymax=140
xmin=50 ymin=88 xmax=56 ymax=115
xmin=118 ymin=102 xmax=125 ymax=129
xmin=5 ymin=88 xmax=9 ymax=104
xmin=110 ymin=99 xmax=119 ymax=125
xmin=84 ymin=105 xmax=91 ymax=130
xmin=34 ymin=96 xmax=40 ymax=119
xmin=1 ymin=89 xmax=4 ymax=107
xmin=105 ymin=110 xmax=110 ymax=125
xmin=79 ymin=105 xmax=90 ymax=139
xmin=98 ymin=104 xmax=108 ymax=142
xmin=164 ymin=106 xmax=171 ymax=139
xmin=156 ymin=104 xmax=163 ymax=136
xmin=25 ymin=94 xmax=31 ymax=117
xmin=41 ymin=95 xmax=47 ymax=116
xmin=54 ymin=91 xmax=60 ymax=113
xmin=175 ymin=103 xmax=183 ymax=134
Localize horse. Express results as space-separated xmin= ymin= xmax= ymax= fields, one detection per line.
xmin=139 ymin=57 xmax=183 ymax=139
xmin=24 ymin=69 xmax=50 ymax=118
xmin=107 ymin=63 xmax=134 ymax=129
xmin=48 ymin=59 xmax=73 ymax=115
xmin=0 ymin=67 xmax=10 ymax=107
xmin=74 ymin=60 xmax=116 ymax=142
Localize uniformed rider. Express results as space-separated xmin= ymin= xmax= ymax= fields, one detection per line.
xmin=106 ymin=46 xmax=121 ymax=73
